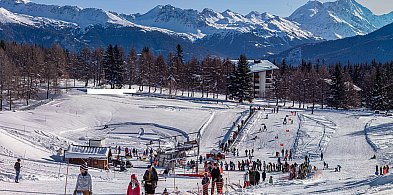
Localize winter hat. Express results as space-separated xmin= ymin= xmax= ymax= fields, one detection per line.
xmin=131 ymin=174 xmax=136 ymax=179
xmin=80 ymin=163 xmax=88 ymax=171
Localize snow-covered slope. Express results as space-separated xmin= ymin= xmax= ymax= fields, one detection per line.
xmin=288 ymin=0 xmax=393 ymax=40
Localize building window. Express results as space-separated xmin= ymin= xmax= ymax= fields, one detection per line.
xmin=266 ymin=79 xmax=272 ymax=84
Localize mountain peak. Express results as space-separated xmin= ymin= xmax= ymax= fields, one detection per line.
xmin=0 ymin=0 xmax=29 ymax=4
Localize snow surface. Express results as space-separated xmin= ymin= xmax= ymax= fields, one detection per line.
xmin=0 ymin=88 xmax=393 ymax=194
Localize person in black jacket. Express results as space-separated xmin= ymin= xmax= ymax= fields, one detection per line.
xmin=255 ymin=170 xmax=261 ymax=185
xmin=143 ymin=165 xmax=158 ymax=195
xmin=262 ymin=171 xmax=266 ymax=182
xmin=210 ymin=163 xmax=220 ymax=194
xmin=14 ymin=159 xmax=21 ymax=183
xmin=201 ymin=173 xmax=210 ymax=195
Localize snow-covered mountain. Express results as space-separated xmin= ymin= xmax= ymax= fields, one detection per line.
xmin=288 ymin=0 xmax=393 ymax=40
xmin=0 ymin=0 xmax=392 ymax=58
xmin=131 ymin=4 xmax=317 ymax=41
xmin=0 ymin=0 xmax=133 ymax=28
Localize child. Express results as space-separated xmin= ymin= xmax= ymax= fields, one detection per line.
xmin=202 ymin=173 xmax=210 ymax=195
xmin=127 ymin=174 xmax=140 ymax=195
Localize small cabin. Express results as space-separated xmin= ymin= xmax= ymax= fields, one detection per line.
xmin=64 ymin=145 xmax=112 ymax=170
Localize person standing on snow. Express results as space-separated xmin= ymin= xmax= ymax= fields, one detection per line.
xmin=262 ymin=170 xmax=266 ymax=182
xmin=269 ymin=176 xmax=273 ymax=184
xmin=321 ymin=152 xmax=324 ymax=161
xmin=143 ymin=165 xmax=158 ymax=195
xmin=14 ymin=159 xmax=21 ymax=183
xmin=211 ymin=163 xmax=220 ymax=194
xmin=127 ymin=174 xmax=140 ymax=195
xmin=74 ymin=164 xmax=92 ymax=195
xmin=202 ymin=173 xmax=210 ymax=195
xmin=243 ymin=170 xmax=250 ymax=188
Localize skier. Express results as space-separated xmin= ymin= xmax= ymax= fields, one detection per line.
xmin=262 ymin=170 xmax=266 ymax=182
xmin=74 ymin=164 xmax=92 ymax=195
xmin=202 ymin=173 xmax=210 ymax=195
xmin=245 ymin=149 xmax=248 ymax=157
xmin=376 ymin=165 xmax=379 ymax=175
xmin=127 ymin=174 xmax=140 ymax=195
xmin=269 ymin=176 xmax=273 ymax=184
xmin=143 ymin=165 xmax=158 ymax=195
xmin=14 ymin=159 xmax=21 ymax=183
xmin=321 ymin=152 xmax=324 ymax=161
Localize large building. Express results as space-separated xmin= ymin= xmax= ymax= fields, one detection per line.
xmin=232 ymin=60 xmax=279 ymax=98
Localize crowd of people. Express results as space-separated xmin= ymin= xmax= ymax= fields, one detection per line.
xmin=10 ymin=107 xmax=391 ymax=194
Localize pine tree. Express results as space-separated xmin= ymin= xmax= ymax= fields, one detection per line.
xmin=126 ymin=48 xmax=137 ymax=89
xmin=370 ymin=65 xmax=389 ymax=110
xmin=103 ymin=44 xmax=124 ymax=89
xmin=328 ymin=64 xmax=346 ymax=109
xmin=229 ymin=54 xmax=253 ymax=103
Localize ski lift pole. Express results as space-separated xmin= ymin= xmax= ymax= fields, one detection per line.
xmin=173 ymin=161 xmax=176 ymax=191
xmin=64 ymin=161 xmax=69 ymax=195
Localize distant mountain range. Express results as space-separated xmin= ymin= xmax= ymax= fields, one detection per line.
xmin=270 ymin=21 xmax=393 ymax=65
xmin=0 ymin=0 xmax=392 ymax=61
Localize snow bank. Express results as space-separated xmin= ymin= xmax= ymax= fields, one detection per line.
xmin=86 ymin=88 xmax=137 ymax=95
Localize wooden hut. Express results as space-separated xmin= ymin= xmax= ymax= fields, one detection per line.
xmin=64 ymin=145 xmax=112 ymax=170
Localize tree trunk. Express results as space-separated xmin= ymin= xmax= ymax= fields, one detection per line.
xmin=8 ymin=88 xmax=11 ymax=111
xmin=47 ymin=79 xmax=50 ymax=99
xmin=0 ymin=82 xmax=3 ymax=111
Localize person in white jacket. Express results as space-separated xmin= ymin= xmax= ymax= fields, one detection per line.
xmin=74 ymin=164 xmax=92 ymax=195
xmin=243 ymin=170 xmax=250 ymax=188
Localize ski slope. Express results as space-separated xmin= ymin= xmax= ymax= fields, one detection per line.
xmin=0 ymin=90 xmax=393 ymax=194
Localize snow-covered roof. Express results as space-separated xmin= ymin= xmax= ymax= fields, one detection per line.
xmin=324 ymin=79 xmax=362 ymax=91
xmin=64 ymin=145 xmax=110 ymax=160
xmin=231 ymin=60 xmax=279 ymax=73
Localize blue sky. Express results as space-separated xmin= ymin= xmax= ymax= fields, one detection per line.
xmin=30 ymin=0 xmax=392 ymax=16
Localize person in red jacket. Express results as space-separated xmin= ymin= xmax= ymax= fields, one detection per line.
xmin=127 ymin=174 xmax=140 ymax=195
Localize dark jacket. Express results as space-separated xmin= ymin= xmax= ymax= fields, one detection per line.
xmin=202 ymin=176 xmax=210 ymax=185
xmin=262 ymin=171 xmax=266 ymax=179
xmin=211 ymin=167 xmax=220 ymax=181
xmin=14 ymin=162 xmax=21 ymax=172
xmin=143 ymin=169 xmax=158 ymax=187
xmin=255 ymin=171 xmax=261 ymax=182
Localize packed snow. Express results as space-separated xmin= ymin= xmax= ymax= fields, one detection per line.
xmin=0 ymin=87 xmax=393 ymax=194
